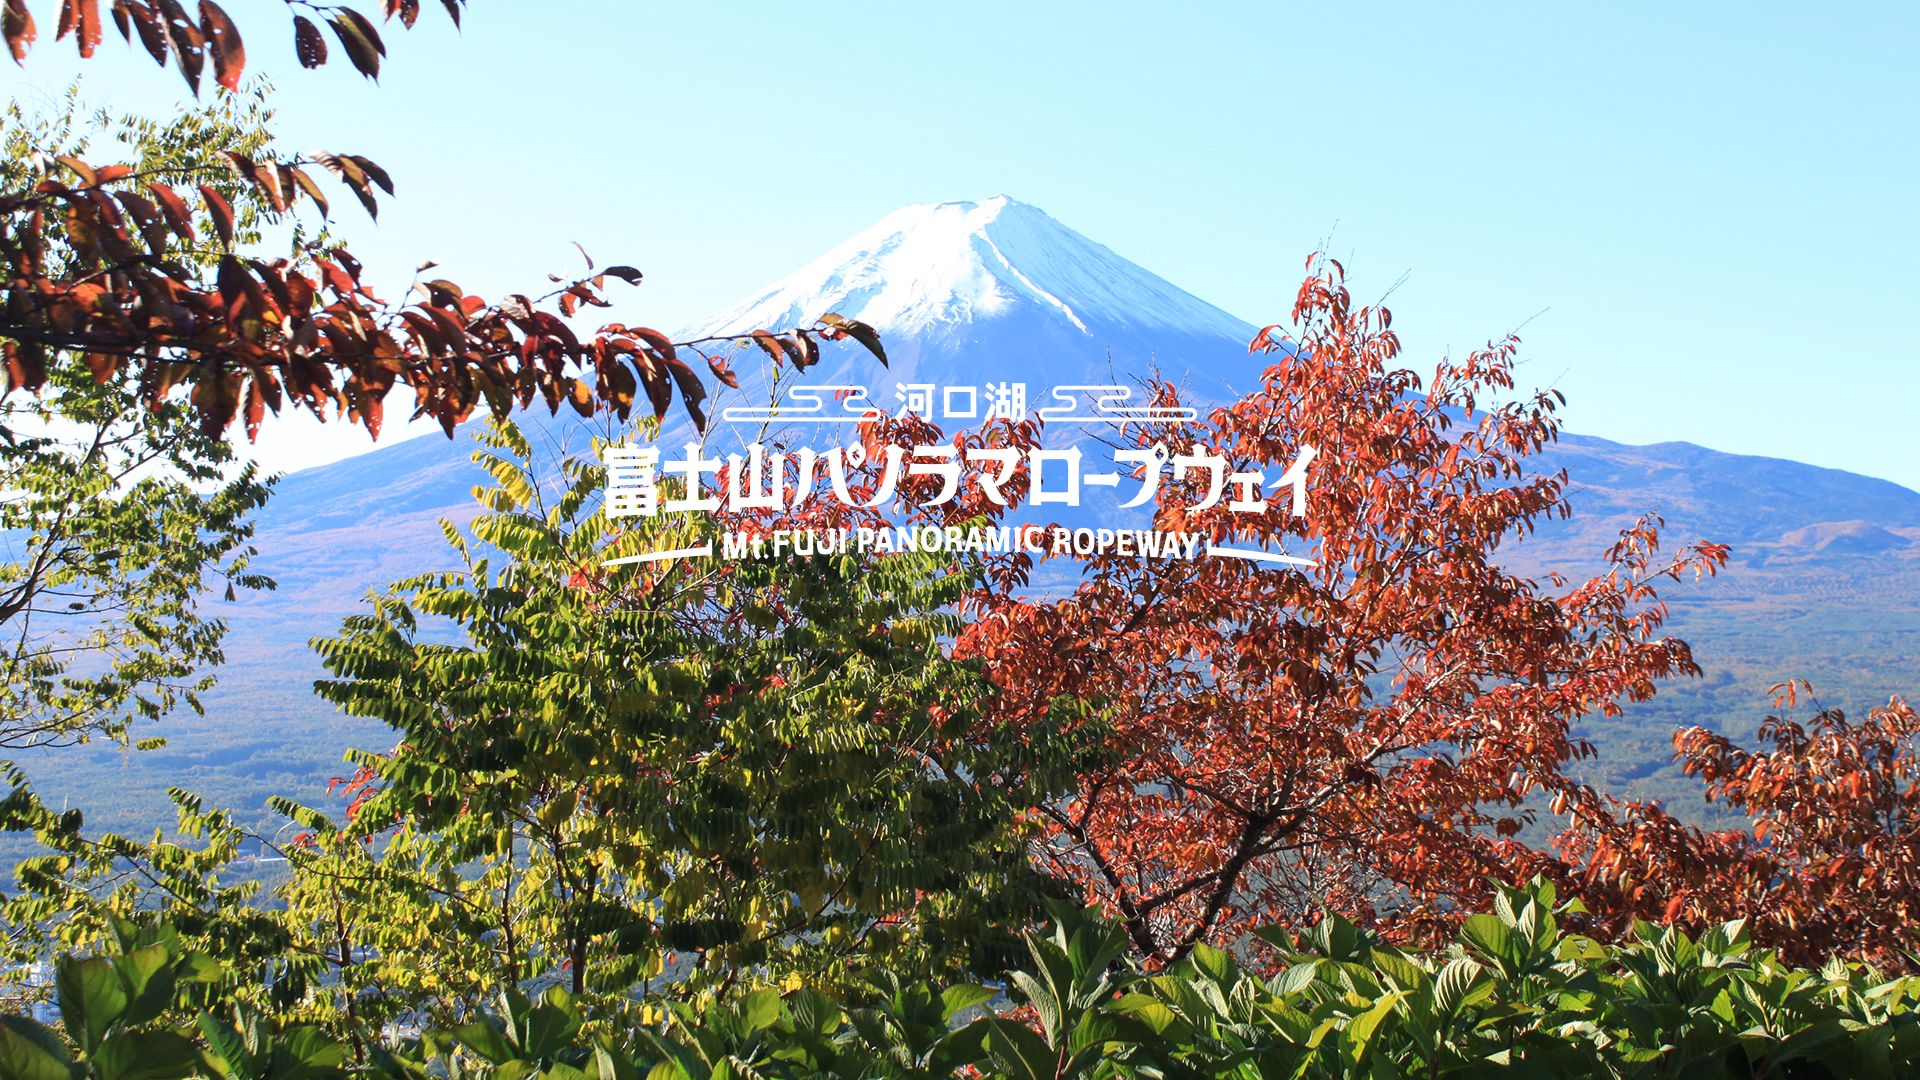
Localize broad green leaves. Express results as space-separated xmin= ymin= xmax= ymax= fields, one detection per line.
xmin=8 ymin=887 xmax=1920 ymax=1080
xmin=0 ymin=924 xmax=227 ymax=1080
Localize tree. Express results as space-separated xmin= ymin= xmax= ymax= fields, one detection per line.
xmin=0 ymin=84 xmax=280 ymax=748
xmin=0 ymin=0 xmax=885 ymax=443
xmin=1557 ymin=680 xmax=1920 ymax=972
xmin=956 ymin=254 xmax=1730 ymax=964
xmin=0 ymin=0 xmax=898 ymax=1015
xmin=271 ymin=416 xmax=1088 ymax=1028
xmin=0 ymin=5 xmax=885 ymax=740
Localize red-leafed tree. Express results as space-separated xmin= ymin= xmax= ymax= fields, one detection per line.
xmin=9 ymin=0 xmax=464 ymax=90
xmin=1556 ymin=680 xmax=1920 ymax=971
xmin=0 ymin=0 xmax=886 ymax=455
xmin=955 ymin=255 xmax=1730 ymax=964
xmin=0 ymin=4 xmax=887 ymax=744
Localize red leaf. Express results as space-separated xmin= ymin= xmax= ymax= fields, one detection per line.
xmin=630 ymin=354 xmax=672 ymax=418
xmin=147 ymin=182 xmax=195 ymax=241
xmin=3 ymin=0 xmax=38 ymax=64
xmin=154 ymin=0 xmax=204 ymax=95
xmin=816 ymin=312 xmax=886 ymax=368
xmin=84 ymin=351 xmax=120 ymax=384
xmin=747 ymin=329 xmax=796 ymax=368
xmin=630 ymin=327 xmax=677 ymax=363
xmin=242 ymin=375 xmax=268 ymax=440
xmin=198 ymin=0 xmax=243 ymax=91
xmin=291 ymin=13 xmax=325 ymax=67
xmin=123 ymin=0 xmax=167 ymax=64
xmin=327 ymin=7 xmax=383 ymax=79
xmin=287 ymin=165 xmax=328 ymax=217
xmin=316 ymin=152 xmax=380 ymax=219
xmin=791 ymin=328 xmax=819 ymax=370
xmin=345 ymin=154 xmax=391 ymax=195
xmin=55 ymin=155 xmax=97 ymax=186
xmin=5 ymin=341 xmax=47 ymax=393
xmin=197 ymin=183 xmax=234 ymax=246
xmin=1662 ymin=893 xmax=1686 ymax=924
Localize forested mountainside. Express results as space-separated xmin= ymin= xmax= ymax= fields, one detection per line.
xmin=11 ymin=199 xmax=1915 ymax=852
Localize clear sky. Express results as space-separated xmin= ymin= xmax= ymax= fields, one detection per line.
xmin=6 ymin=2 xmax=1916 ymax=489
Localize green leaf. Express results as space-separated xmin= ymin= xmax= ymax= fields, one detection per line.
xmin=593 ymin=1046 xmax=636 ymax=1080
xmin=523 ymin=988 xmax=580 ymax=1058
xmin=736 ymin=989 xmax=783 ymax=1035
xmin=194 ymin=1014 xmax=250 ymax=1079
xmin=1369 ymin=950 xmax=1427 ymax=993
xmin=930 ymin=1019 xmax=991 ymax=1072
xmin=1009 ymin=970 xmax=1062 ymax=1045
xmin=114 ymin=945 xmax=175 ymax=1027
xmin=1433 ymin=958 xmax=1487 ymax=1018
xmin=275 ymin=1026 xmax=349 ymax=1078
xmin=1273 ymin=960 xmax=1323 ymax=997
xmin=1110 ymin=993 xmax=1178 ymax=1036
xmin=451 ymin=1021 xmax=517 ymax=1066
xmin=0 ymin=1017 xmax=72 ymax=1080
xmin=92 ymin=1032 xmax=199 ymax=1080
xmin=1189 ymin=942 xmax=1240 ymax=987
xmin=57 ymin=956 xmax=127 ymax=1055
xmin=983 ymin=1017 xmax=1056 ymax=1080
xmin=1340 ymin=992 xmax=1404 ymax=1071
xmin=939 ymin=984 xmax=995 ymax=1022
xmin=1250 ymin=925 xmax=1293 ymax=953
xmin=1458 ymin=915 xmax=1515 ymax=967
xmin=783 ymin=988 xmax=841 ymax=1037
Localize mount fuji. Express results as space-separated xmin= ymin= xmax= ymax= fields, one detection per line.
xmin=243 ymin=196 xmax=1262 ymax=538
xmin=10 ymin=196 xmax=1919 ymax=849
xmin=680 ymin=194 xmax=1263 ymax=398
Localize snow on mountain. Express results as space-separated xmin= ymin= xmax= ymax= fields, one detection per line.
xmin=683 ymin=195 xmax=1264 ymax=402
xmin=691 ymin=196 xmax=1251 ymax=341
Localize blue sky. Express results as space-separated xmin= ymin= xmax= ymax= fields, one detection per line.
xmin=6 ymin=2 xmax=1916 ymax=488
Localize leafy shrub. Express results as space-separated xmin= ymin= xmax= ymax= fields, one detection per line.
xmin=4 ymin=879 xmax=1919 ymax=1080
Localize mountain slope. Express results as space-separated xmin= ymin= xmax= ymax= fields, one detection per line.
xmin=9 ymin=196 xmax=1917 ymax=851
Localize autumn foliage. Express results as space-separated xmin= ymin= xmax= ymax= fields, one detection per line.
xmin=0 ymin=0 xmax=887 ymax=445
xmin=1559 ymin=681 xmax=1920 ymax=972
xmin=6 ymin=0 xmax=1920 ymax=1008
xmin=952 ymin=256 xmax=1731 ymax=964
xmin=7 ymin=0 xmax=460 ymax=90
xmin=0 ymin=146 xmax=888 ymax=441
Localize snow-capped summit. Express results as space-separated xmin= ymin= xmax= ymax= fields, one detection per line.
xmin=683 ymin=196 xmax=1262 ymax=397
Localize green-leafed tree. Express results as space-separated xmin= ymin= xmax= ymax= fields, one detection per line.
xmin=273 ymin=417 xmax=1092 ymax=1029
xmin=0 ymin=83 xmax=279 ymax=750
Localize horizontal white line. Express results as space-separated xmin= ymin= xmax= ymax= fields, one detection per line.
xmin=1207 ymin=545 xmax=1318 ymax=567
xmin=1039 ymin=413 xmax=1200 ymax=422
xmin=602 ymin=544 xmax=713 ymax=566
